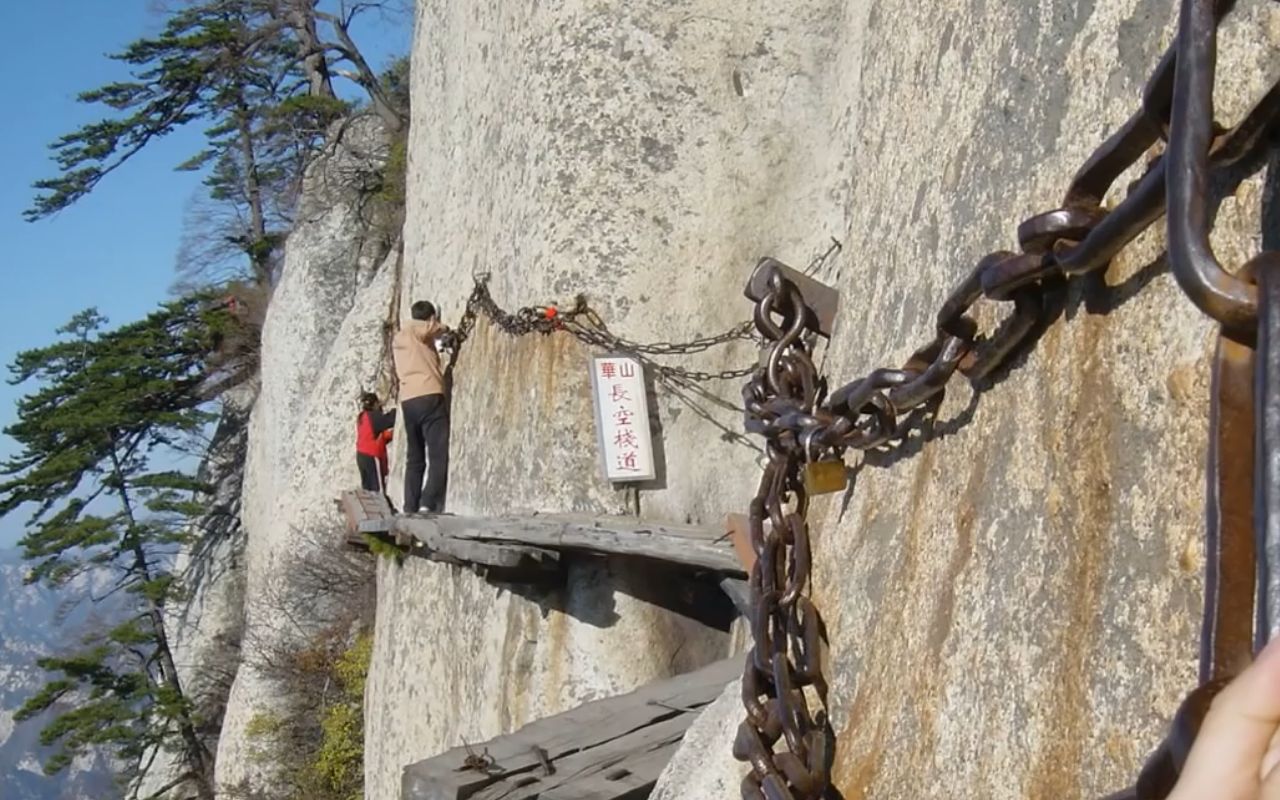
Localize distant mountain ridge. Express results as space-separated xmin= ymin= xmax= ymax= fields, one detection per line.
xmin=0 ymin=547 xmax=122 ymax=800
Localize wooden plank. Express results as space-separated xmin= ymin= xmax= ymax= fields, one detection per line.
xmin=474 ymin=712 xmax=691 ymax=800
xmin=359 ymin=517 xmax=394 ymax=534
xmin=725 ymin=513 xmax=755 ymax=572
xmin=394 ymin=514 xmax=743 ymax=576
xmin=484 ymin=657 xmax=732 ymax=766
xmin=407 ymin=521 xmax=561 ymax=575
xmin=338 ymin=490 xmax=393 ymax=535
xmin=356 ymin=523 xmax=560 ymax=584
xmin=401 ymin=657 xmax=738 ymax=800
xmin=408 ymin=712 xmax=695 ymax=800
xmin=411 ymin=535 xmax=556 ymax=571
xmin=539 ymin=736 xmax=681 ymax=800
xmin=719 ymin=577 xmax=753 ymax=620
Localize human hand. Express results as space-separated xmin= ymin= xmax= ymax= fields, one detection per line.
xmin=1169 ymin=638 xmax=1280 ymax=799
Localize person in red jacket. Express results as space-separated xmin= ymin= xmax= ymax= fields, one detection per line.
xmin=356 ymin=392 xmax=396 ymax=497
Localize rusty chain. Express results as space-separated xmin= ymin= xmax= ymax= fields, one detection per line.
xmin=450 ymin=273 xmax=759 ymax=383
xmin=734 ymin=0 xmax=1280 ymax=797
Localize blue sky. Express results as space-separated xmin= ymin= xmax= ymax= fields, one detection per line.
xmin=0 ymin=2 xmax=411 ymax=547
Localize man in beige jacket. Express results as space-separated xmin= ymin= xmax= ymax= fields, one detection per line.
xmin=392 ymin=300 xmax=451 ymax=513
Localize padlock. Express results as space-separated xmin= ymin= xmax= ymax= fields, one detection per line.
xmin=802 ymin=459 xmax=847 ymax=495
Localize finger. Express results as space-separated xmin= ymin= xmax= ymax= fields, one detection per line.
xmin=1265 ymin=734 xmax=1280 ymax=800
xmin=1171 ymin=638 xmax=1280 ymax=799
xmin=1264 ymin=725 xmax=1280 ymax=786
xmin=1262 ymin=723 xmax=1280 ymax=800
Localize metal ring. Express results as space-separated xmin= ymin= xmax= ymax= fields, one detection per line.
xmin=937 ymin=251 xmax=1014 ymax=338
xmin=980 ymin=251 xmax=1056 ymax=301
xmin=1165 ymin=0 xmax=1258 ymax=334
xmin=1016 ymin=206 xmax=1107 ymax=254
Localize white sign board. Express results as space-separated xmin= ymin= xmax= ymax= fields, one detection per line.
xmin=589 ymin=354 xmax=656 ymax=482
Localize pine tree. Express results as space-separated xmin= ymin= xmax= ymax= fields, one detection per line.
xmin=27 ymin=3 xmax=339 ymax=284
xmin=25 ymin=1 xmax=407 ymax=286
xmin=179 ymin=2 xmax=345 ymax=285
xmin=0 ymin=296 xmax=238 ymax=800
xmin=254 ymin=0 xmax=409 ymax=132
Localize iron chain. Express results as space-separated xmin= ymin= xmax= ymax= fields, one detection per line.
xmin=451 ymin=274 xmax=758 ymax=383
xmin=735 ymin=1 xmax=1280 ymax=797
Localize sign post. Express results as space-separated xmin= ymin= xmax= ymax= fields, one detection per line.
xmin=589 ymin=354 xmax=656 ymax=482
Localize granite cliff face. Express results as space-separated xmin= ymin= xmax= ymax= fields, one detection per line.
xmin=213 ymin=116 xmax=400 ymax=794
xmin=396 ymin=1 xmax=1280 ymax=798
xmin=134 ymin=385 xmax=252 ymax=800
xmin=197 ymin=0 xmax=1280 ymax=798
xmin=209 ymin=106 xmax=740 ymax=798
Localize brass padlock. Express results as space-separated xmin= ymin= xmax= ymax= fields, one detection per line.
xmin=803 ymin=459 xmax=848 ymax=495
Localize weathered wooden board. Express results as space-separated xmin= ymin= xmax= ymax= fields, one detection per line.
xmin=477 ymin=713 xmax=690 ymax=800
xmin=395 ymin=513 xmax=743 ymax=576
xmin=537 ymin=738 xmax=681 ymax=800
xmin=725 ymin=512 xmax=756 ymax=572
xmin=719 ymin=577 xmax=753 ymax=620
xmin=408 ymin=524 xmax=560 ymax=572
xmin=401 ymin=657 xmax=739 ymax=800
xmin=336 ymin=492 xmax=560 ymax=579
xmin=337 ymin=489 xmax=394 ymax=547
xmin=406 ymin=523 xmax=561 ymax=582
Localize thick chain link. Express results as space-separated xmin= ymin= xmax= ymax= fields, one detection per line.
xmin=735 ymin=275 xmax=833 ymax=799
xmin=735 ymin=1 xmax=1280 ymax=797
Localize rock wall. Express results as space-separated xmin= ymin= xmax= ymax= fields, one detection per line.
xmin=214 ymin=116 xmax=400 ymax=794
xmin=212 ymin=107 xmax=737 ymax=800
xmin=362 ymin=1 xmax=846 ymax=796
xmin=200 ymin=0 xmax=1279 ymax=797
xmin=364 ymin=558 xmax=736 ymax=800
xmin=388 ymin=1 xmax=1280 ymax=799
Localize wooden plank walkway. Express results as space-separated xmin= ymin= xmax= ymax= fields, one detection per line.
xmin=402 ymin=516 xmax=562 ymax=580
xmin=401 ymin=657 xmax=739 ymax=800
xmin=337 ymin=491 xmax=562 ymax=581
xmin=337 ymin=491 xmax=746 ymax=602
xmin=337 ymin=491 xmax=744 ymax=577
xmin=395 ymin=513 xmax=743 ymax=576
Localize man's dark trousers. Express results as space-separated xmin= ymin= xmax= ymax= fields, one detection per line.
xmin=402 ymin=393 xmax=449 ymax=513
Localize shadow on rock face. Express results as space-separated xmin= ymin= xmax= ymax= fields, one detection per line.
xmin=497 ymin=555 xmax=738 ymax=634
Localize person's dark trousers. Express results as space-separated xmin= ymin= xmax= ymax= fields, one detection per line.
xmin=402 ymin=393 xmax=450 ymax=513
xmin=356 ymin=454 xmax=383 ymax=492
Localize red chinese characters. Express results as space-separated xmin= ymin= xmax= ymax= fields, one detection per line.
xmin=613 ymin=428 xmax=639 ymax=449
xmin=595 ymin=357 xmax=651 ymax=479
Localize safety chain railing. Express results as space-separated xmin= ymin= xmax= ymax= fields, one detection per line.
xmin=733 ymin=1 xmax=1280 ymax=798
xmin=448 ymin=273 xmax=760 ymax=384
